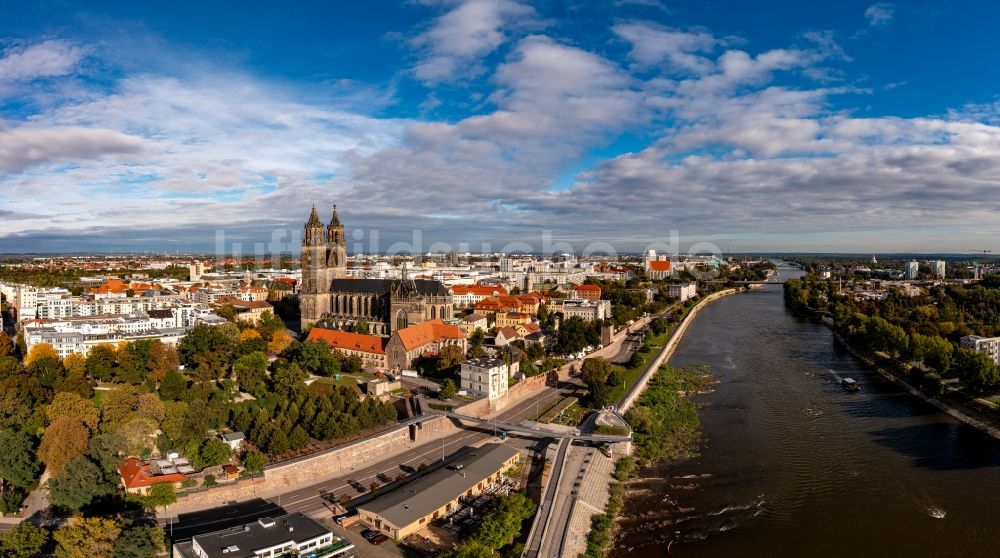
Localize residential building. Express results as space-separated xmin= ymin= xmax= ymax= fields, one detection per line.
xmin=571 ymin=284 xmax=602 ymax=300
xmin=458 ymin=313 xmax=488 ymax=337
xmin=213 ymin=296 xmax=273 ymax=325
xmin=494 ymin=323 xmax=541 ymax=347
xmin=23 ymin=315 xmax=186 ymax=359
xmin=559 ymin=298 xmax=611 ymax=321
xmin=961 ymin=335 xmax=1000 ymax=366
xmin=357 ymin=444 xmax=520 ymax=540
xmin=668 ymin=282 xmax=697 ymax=303
xmin=495 ymin=311 xmax=531 ymax=328
xmin=449 ymin=285 xmax=508 ymax=307
xmin=118 ymin=457 xmax=188 ymax=496
xmin=905 ymin=260 xmax=919 ymax=280
xmin=461 ymin=357 xmax=510 ymax=400
xmin=173 ymin=513 xmax=350 ymax=558
xmin=306 ymin=328 xmax=389 ymax=370
xmin=933 ymin=260 xmax=946 ymax=279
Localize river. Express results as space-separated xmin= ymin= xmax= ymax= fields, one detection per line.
xmin=612 ymin=264 xmax=1000 ymax=557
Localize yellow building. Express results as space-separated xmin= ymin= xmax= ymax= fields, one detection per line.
xmin=357 ymin=444 xmax=520 ymax=540
xmin=495 ymin=311 xmax=531 ymax=328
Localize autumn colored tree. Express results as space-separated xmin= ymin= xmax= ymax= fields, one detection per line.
xmin=63 ymin=352 xmax=86 ymax=376
xmin=101 ymin=386 xmax=165 ymax=431
xmin=267 ymin=329 xmax=292 ymax=354
xmin=38 ymin=416 xmax=90 ymax=474
xmin=54 ymin=516 xmax=121 ymax=558
xmin=0 ymin=332 xmax=13 ymax=358
xmin=46 ymin=392 xmax=100 ymax=432
xmin=24 ymin=343 xmax=59 ymax=368
xmin=146 ymin=341 xmax=179 ymax=384
xmin=118 ymin=417 xmax=159 ymax=455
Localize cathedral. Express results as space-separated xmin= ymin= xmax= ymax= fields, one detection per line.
xmin=299 ymin=205 xmax=453 ymax=334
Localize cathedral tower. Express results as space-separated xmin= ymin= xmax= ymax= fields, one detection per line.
xmin=326 ymin=205 xmax=347 ymax=279
xmin=300 ymin=205 xmax=329 ymax=327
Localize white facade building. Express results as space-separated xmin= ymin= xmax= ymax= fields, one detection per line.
xmin=961 ymin=335 xmax=1000 ymax=366
xmin=461 ymin=357 xmax=509 ymax=400
xmin=668 ymin=282 xmax=698 ymax=303
xmin=933 ymin=260 xmax=946 ymax=279
xmin=559 ymin=298 xmax=612 ymax=322
xmin=905 ymin=260 xmax=919 ymax=280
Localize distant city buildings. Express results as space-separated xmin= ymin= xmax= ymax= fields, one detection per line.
xmin=559 ymin=298 xmax=611 ymax=321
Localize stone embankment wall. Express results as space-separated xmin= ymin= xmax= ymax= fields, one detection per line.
xmin=618 ymin=288 xmax=737 ymax=413
xmin=174 ymin=415 xmax=460 ymax=508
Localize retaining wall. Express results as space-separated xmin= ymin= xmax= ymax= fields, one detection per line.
xmin=618 ymin=289 xmax=737 ymax=413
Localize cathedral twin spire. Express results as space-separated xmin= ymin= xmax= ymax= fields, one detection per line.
xmin=304 ymin=204 xmax=344 ymax=246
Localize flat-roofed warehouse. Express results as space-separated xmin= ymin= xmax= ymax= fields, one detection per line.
xmin=357 ymin=444 xmax=521 ymax=540
xmin=171 ymin=512 xmax=352 ymax=558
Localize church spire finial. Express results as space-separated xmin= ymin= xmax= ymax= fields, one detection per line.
xmin=329 ymin=204 xmax=342 ymax=229
xmin=306 ymin=204 xmax=322 ymax=227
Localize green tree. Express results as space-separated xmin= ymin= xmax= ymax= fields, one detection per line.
xmin=437 ymin=345 xmax=465 ymax=371
xmin=439 ymin=378 xmax=458 ymax=399
xmin=47 ymin=456 xmax=106 ymax=513
xmin=84 ymin=344 xmax=118 ymax=382
xmin=198 ymin=438 xmax=232 ymax=467
xmin=294 ymin=340 xmax=338 ymax=375
xmin=953 ymin=348 xmax=1000 ymax=391
xmin=112 ymin=524 xmax=163 ymax=558
xmin=144 ymin=482 xmax=177 ymax=509
xmin=351 ymin=319 xmax=370 ymax=334
xmin=54 ymin=516 xmax=121 ymax=558
xmin=0 ymin=429 xmax=41 ymax=488
xmin=234 ymin=352 xmax=268 ymax=395
xmin=242 ymin=450 xmax=267 ymax=474
xmin=158 ymin=369 xmax=187 ymax=401
xmin=342 ymin=354 xmax=363 ymax=374
xmin=1 ymin=523 xmax=50 ymax=558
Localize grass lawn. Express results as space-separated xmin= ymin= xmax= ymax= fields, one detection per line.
xmin=608 ymin=324 xmax=676 ymax=404
xmin=311 ymin=375 xmax=362 ymax=393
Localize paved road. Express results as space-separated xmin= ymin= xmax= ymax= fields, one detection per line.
xmin=538 ymin=442 xmax=592 ymax=558
xmin=161 ymin=379 xmax=577 ymax=541
xmin=523 ymin=438 xmax=570 ymax=558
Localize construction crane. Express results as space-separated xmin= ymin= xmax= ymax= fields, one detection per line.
xmin=969 ymin=249 xmax=993 ymax=279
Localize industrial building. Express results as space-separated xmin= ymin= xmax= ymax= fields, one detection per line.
xmin=357 ymin=444 xmax=521 ymax=540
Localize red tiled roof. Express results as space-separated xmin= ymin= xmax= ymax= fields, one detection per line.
xmin=451 ymin=285 xmax=509 ymax=297
xmin=395 ymin=319 xmax=465 ymax=351
xmin=575 ymin=284 xmax=602 ymax=292
xmin=118 ymin=457 xmax=186 ymax=489
xmin=648 ymin=260 xmax=672 ymax=272
xmin=307 ymin=328 xmax=387 ymax=355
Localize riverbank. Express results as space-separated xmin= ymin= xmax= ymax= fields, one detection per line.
xmin=577 ymin=286 xmax=748 ymax=558
xmin=832 ymin=330 xmax=1000 ymax=440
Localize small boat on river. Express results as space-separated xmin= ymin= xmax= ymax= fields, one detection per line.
xmin=841 ymin=378 xmax=860 ymax=391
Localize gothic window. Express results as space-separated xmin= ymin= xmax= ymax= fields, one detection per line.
xmin=431 ymin=306 xmax=437 ymax=320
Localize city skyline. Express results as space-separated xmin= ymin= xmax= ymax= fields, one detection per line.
xmin=2 ymin=1 xmax=1000 ymax=253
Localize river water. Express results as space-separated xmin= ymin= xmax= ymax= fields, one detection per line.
xmin=613 ymin=264 xmax=1000 ymax=557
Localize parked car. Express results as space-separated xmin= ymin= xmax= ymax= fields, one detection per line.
xmin=361 ymin=529 xmax=380 ymax=541
xmin=373 ymin=534 xmax=389 ymax=545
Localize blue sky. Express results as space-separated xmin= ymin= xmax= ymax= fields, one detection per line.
xmin=1 ymin=0 xmax=999 ymax=254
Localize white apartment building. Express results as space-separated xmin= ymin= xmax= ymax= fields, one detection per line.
xmin=559 ymin=298 xmax=612 ymax=322
xmin=933 ymin=260 xmax=946 ymax=279
xmin=460 ymin=357 xmax=509 ymax=400
xmin=23 ymin=315 xmax=186 ymax=359
xmin=905 ymin=260 xmax=919 ymax=280
xmin=668 ymin=282 xmax=698 ymax=303
xmin=961 ymin=335 xmax=1000 ymax=366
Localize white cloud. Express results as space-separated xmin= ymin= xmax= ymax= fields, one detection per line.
xmin=0 ymin=40 xmax=86 ymax=81
xmin=0 ymin=126 xmax=145 ymax=175
xmin=411 ymin=0 xmax=539 ymax=83
xmin=865 ymin=3 xmax=894 ymax=26
xmin=613 ymin=22 xmax=719 ymax=73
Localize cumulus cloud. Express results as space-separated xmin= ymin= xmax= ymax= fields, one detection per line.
xmin=411 ymin=0 xmax=539 ymax=83
xmin=613 ymin=22 xmax=719 ymax=73
xmin=865 ymin=3 xmax=894 ymax=26
xmin=0 ymin=40 xmax=86 ymax=81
